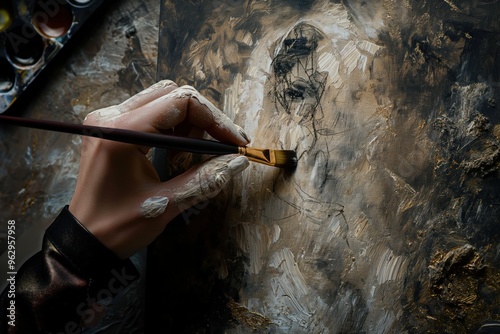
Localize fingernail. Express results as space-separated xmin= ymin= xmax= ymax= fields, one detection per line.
xmin=156 ymin=79 xmax=177 ymax=88
xmin=238 ymin=126 xmax=251 ymax=144
xmin=229 ymin=156 xmax=250 ymax=175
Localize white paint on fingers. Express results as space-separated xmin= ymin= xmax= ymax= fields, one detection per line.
xmin=140 ymin=196 xmax=169 ymax=218
xmin=173 ymin=155 xmax=249 ymax=209
xmin=169 ymin=85 xmax=251 ymax=143
xmin=84 ymin=106 xmax=123 ymax=123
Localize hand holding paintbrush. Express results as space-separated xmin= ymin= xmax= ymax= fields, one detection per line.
xmin=0 ymin=81 xmax=296 ymax=259
xmin=0 ymin=85 xmax=297 ymax=169
xmin=0 ymin=115 xmax=297 ymax=169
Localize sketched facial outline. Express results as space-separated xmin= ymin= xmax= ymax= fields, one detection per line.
xmin=272 ymin=23 xmax=328 ymax=122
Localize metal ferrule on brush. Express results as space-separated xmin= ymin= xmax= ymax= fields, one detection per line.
xmin=238 ymin=147 xmax=276 ymax=166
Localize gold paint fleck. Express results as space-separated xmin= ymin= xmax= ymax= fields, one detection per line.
xmin=493 ymin=124 xmax=500 ymax=139
xmin=227 ymin=299 xmax=272 ymax=330
xmin=443 ymin=0 xmax=460 ymax=11
xmin=427 ymin=243 xmax=500 ymax=326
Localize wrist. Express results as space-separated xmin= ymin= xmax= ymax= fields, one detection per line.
xmin=46 ymin=206 xmax=139 ymax=280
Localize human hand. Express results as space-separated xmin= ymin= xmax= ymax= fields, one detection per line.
xmin=68 ymin=80 xmax=250 ymax=259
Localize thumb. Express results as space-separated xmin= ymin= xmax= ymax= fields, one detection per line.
xmin=172 ymin=154 xmax=249 ymax=210
xmin=140 ymin=155 xmax=249 ymax=221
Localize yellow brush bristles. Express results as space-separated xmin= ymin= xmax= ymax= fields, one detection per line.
xmin=238 ymin=147 xmax=297 ymax=169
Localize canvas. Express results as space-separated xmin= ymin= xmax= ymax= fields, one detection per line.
xmin=148 ymin=0 xmax=500 ymax=333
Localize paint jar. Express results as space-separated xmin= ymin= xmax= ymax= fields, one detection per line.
xmin=32 ymin=0 xmax=74 ymax=38
xmin=0 ymin=57 xmax=16 ymax=92
xmin=0 ymin=3 xmax=13 ymax=33
xmin=67 ymin=0 xmax=96 ymax=8
xmin=0 ymin=0 xmax=105 ymax=113
xmin=4 ymin=25 xmax=45 ymax=67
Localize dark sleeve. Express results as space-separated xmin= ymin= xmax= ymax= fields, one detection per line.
xmin=0 ymin=206 xmax=139 ymax=334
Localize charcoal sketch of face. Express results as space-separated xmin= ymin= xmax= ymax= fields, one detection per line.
xmin=156 ymin=0 xmax=500 ymax=332
xmin=175 ymin=1 xmax=418 ymax=332
xmin=272 ymin=23 xmax=327 ymax=121
xmin=212 ymin=4 xmax=390 ymax=332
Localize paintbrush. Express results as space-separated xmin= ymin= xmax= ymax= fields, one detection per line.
xmin=0 ymin=115 xmax=297 ymax=169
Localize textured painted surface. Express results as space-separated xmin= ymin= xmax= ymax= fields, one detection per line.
xmin=0 ymin=0 xmax=498 ymax=333
xmin=150 ymin=0 xmax=500 ymax=333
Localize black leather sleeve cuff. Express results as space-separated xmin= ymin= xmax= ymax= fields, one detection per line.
xmin=45 ymin=205 xmax=140 ymax=298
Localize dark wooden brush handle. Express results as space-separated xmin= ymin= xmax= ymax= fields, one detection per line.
xmin=0 ymin=115 xmax=239 ymax=155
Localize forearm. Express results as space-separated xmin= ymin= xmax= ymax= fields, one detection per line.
xmin=0 ymin=206 xmax=139 ymax=333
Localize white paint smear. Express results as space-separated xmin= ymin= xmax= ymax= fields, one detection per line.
xmin=357 ymin=40 xmax=382 ymax=55
xmin=269 ymin=248 xmax=310 ymax=318
xmin=232 ymin=222 xmax=281 ymax=274
xmin=341 ymin=41 xmax=363 ymax=75
xmin=140 ymin=196 xmax=169 ymax=218
xmin=170 ymin=85 xmax=250 ymax=143
xmin=376 ymin=249 xmax=408 ymax=284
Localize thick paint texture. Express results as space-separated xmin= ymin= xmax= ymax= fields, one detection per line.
xmin=0 ymin=0 xmax=497 ymax=333
xmin=150 ymin=0 xmax=500 ymax=333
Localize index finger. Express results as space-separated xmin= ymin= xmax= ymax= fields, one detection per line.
xmin=118 ymin=79 xmax=178 ymax=112
xmin=128 ymin=85 xmax=251 ymax=146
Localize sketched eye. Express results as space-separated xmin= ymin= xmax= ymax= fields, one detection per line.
xmin=284 ymin=37 xmax=315 ymax=56
xmin=273 ymin=54 xmax=297 ymax=76
xmin=285 ymin=87 xmax=304 ymax=100
xmin=286 ymin=79 xmax=315 ymax=100
xmin=273 ymin=37 xmax=317 ymax=77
